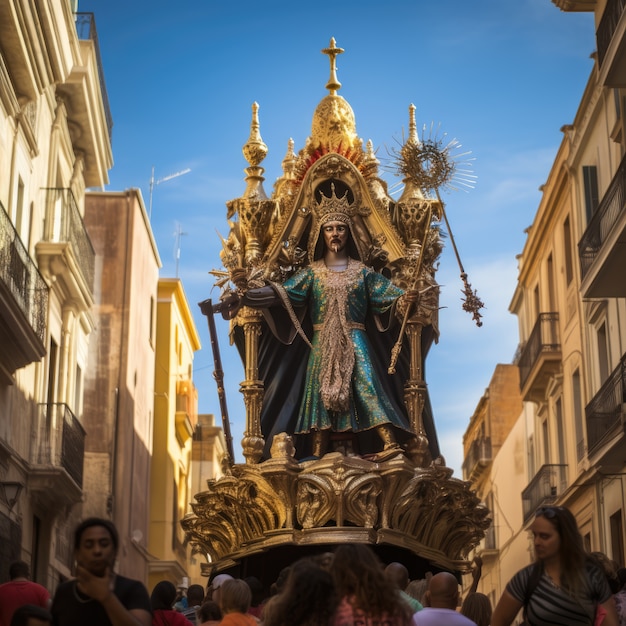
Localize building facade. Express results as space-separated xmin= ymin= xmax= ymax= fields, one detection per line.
xmin=149 ymin=278 xmax=202 ymax=591
xmin=82 ymin=189 xmax=161 ymax=583
xmin=0 ymin=0 xmax=112 ymax=589
xmin=463 ymin=0 xmax=626 ymax=611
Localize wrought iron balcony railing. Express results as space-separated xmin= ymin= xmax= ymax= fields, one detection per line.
xmin=462 ymin=436 xmax=492 ymax=481
xmin=585 ymin=353 xmax=626 ymax=454
xmin=597 ymin=0 xmax=626 ymax=68
xmin=517 ymin=313 xmax=561 ymax=391
xmin=32 ymin=403 xmax=85 ymax=488
xmin=74 ymin=13 xmax=113 ymax=139
xmin=0 ymin=201 xmax=48 ymax=344
xmin=521 ymin=464 xmax=568 ymax=523
xmin=43 ymin=188 xmax=95 ymax=290
xmin=579 ymin=153 xmax=626 ymax=280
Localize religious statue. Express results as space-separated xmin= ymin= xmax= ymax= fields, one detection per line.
xmin=219 ymin=184 xmax=421 ymax=459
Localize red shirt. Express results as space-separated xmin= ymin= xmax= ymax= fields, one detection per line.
xmin=0 ymin=580 xmax=50 ymax=626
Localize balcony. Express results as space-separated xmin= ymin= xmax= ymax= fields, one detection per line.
xmin=517 ymin=313 xmax=561 ymax=403
xmin=585 ymin=354 xmax=626 ymax=460
xmin=175 ymin=379 xmax=198 ymax=446
xmin=74 ymin=13 xmax=113 ymax=139
xmin=521 ymin=464 xmax=568 ymax=524
xmin=36 ymin=188 xmax=95 ymax=311
xmin=0 ymin=201 xmax=48 ymax=383
xmin=29 ymin=403 xmax=85 ymax=507
xmin=462 ymin=437 xmax=492 ymax=482
xmin=596 ymin=0 xmax=626 ymax=87
xmin=579 ymin=154 xmax=626 ymax=297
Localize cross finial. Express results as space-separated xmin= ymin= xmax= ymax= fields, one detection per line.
xmin=322 ymin=37 xmax=344 ymax=95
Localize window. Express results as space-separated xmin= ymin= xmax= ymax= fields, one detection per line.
xmin=610 ymin=510 xmax=624 ymax=566
xmin=555 ymin=397 xmax=566 ymax=464
xmin=572 ymin=369 xmax=584 ymax=461
xmin=597 ymin=322 xmax=610 ymax=383
xmin=15 ymin=178 xmax=25 ymax=237
xmin=542 ymin=419 xmax=550 ymax=464
xmin=582 ymin=166 xmax=599 ymax=224
xmin=547 ymin=254 xmax=556 ymax=311
xmin=533 ymin=285 xmax=540 ymax=319
xmin=74 ymin=364 xmax=83 ymax=418
xmin=563 ymin=216 xmax=574 ymax=286
xmin=528 ymin=434 xmax=536 ymax=478
xmin=47 ymin=339 xmax=59 ymax=405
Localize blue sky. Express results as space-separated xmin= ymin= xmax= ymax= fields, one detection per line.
xmin=78 ymin=0 xmax=595 ymax=474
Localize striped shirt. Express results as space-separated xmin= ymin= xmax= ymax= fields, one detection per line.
xmin=506 ymin=563 xmax=611 ymax=626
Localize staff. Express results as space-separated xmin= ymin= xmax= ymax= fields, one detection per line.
xmin=199 ymin=298 xmax=235 ymax=462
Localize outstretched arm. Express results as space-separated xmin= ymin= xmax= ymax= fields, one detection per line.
xmin=491 ymin=590 xmax=523 ymax=626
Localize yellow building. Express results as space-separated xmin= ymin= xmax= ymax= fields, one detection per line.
xmin=0 ymin=0 xmax=111 ymax=589
xmin=149 ymin=278 xmax=202 ymax=591
xmin=463 ymin=0 xmax=626 ymax=610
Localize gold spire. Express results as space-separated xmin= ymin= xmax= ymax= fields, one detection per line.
xmin=242 ymin=102 xmax=268 ymax=168
xmin=322 ymin=37 xmax=344 ymax=95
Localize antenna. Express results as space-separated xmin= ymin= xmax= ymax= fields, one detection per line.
xmin=148 ymin=166 xmax=191 ymax=218
xmin=174 ymin=222 xmax=188 ymax=278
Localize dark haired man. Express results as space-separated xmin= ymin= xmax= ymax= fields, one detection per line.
xmin=0 ymin=561 xmax=50 ymax=626
xmin=50 ymin=517 xmax=151 ymax=626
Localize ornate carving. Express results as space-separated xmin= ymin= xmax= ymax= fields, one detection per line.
xmin=184 ymin=451 xmax=490 ymax=574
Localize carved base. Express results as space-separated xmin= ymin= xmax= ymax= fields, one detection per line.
xmin=182 ymin=439 xmax=490 ymax=578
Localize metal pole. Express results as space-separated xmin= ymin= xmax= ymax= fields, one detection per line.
xmin=199 ymin=298 xmax=235 ymax=462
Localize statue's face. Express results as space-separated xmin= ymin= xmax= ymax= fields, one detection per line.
xmin=322 ymin=221 xmax=348 ymax=254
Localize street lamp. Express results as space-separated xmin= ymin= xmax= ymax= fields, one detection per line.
xmin=0 ymin=481 xmax=23 ymax=511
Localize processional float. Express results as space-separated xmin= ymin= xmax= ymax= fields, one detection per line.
xmin=182 ymin=38 xmax=489 ymax=583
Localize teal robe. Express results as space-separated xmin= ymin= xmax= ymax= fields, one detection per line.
xmin=281 ymin=258 xmax=409 ymax=434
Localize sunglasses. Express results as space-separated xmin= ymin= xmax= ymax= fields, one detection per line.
xmin=535 ymin=505 xmax=565 ymax=518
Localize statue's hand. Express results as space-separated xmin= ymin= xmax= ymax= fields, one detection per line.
xmin=403 ymin=290 xmax=420 ymax=304
xmin=217 ymin=292 xmax=242 ymax=320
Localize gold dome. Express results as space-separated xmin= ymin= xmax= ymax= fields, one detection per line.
xmin=310 ymin=93 xmax=359 ymax=152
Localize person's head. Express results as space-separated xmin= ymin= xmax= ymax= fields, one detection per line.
xmin=197 ymin=600 xmax=222 ymax=623
xmin=9 ymin=560 xmax=30 ymax=580
xmin=151 ymin=580 xmax=177 ymax=611
xmin=384 ymin=562 xmax=410 ymax=591
xmin=9 ymin=605 xmax=52 ymax=626
xmin=331 ymin=544 xmax=412 ymax=621
xmin=263 ymin=559 xmax=337 ymax=626
xmin=187 ymin=584 xmax=205 ymax=607
xmin=405 ymin=578 xmax=428 ymax=604
xmin=590 ymin=551 xmax=620 ymax=593
xmin=73 ymin=517 xmax=119 ymax=577
xmin=532 ymin=506 xmax=584 ymax=566
xmin=243 ymin=576 xmax=264 ymax=607
xmin=208 ymin=573 xmax=234 ymax=607
xmin=424 ymin=572 xmax=459 ymax=610
xmin=460 ymin=592 xmax=492 ymax=626
xmin=219 ymin=579 xmax=251 ymax=615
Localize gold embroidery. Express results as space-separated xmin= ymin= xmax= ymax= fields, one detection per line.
xmin=314 ymin=259 xmax=362 ymax=411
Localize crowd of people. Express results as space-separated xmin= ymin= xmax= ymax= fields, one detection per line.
xmin=1 ymin=510 xmax=626 ymax=626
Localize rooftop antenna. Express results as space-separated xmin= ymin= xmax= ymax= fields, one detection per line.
xmin=174 ymin=221 xmax=188 ymax=278
xmin=148 ymin=166 xmax=191 ymax=218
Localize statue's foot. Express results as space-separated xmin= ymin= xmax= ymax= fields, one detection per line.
xmin=371 ymin=443 xmax=404 ymax=462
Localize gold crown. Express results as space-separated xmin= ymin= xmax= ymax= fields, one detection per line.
xmin=314 ymin=183 xmax=356 ymax=226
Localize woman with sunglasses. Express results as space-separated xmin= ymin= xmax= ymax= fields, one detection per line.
xmin=491 ymin=506 xmax=618 ymax=626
